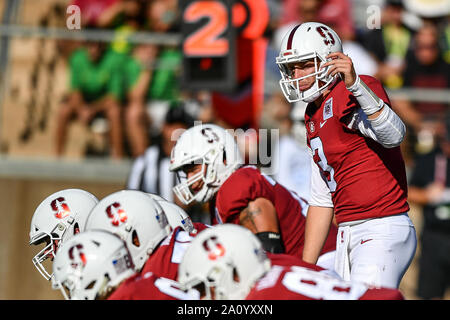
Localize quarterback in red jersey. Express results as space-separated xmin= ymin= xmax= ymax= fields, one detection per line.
xmin=169 ymin=123 xmax=337 ymax=270
xmin=276 ymin=22 xmax=417 ymax=288
xmin=178 ymin=224 xmax=404 ymax=300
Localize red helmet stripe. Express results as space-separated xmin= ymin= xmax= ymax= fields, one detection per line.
xmin=287 ymin=24 xmax=301 ymax=50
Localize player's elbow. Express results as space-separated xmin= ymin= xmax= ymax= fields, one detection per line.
xmin=371 ymin=106 xmax=406 ymax=148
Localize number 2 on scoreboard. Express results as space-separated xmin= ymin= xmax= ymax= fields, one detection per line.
xmin=183 ymin=0 xmax=229 ymax=56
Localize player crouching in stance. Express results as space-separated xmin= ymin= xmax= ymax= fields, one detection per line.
xmin=84 ymin=190 xmax=209 ymax=281
xmin=52 ymin=230 xmax=199 ymax=300
xmin=177 ymin=224 xmax=405 ymax=300
xmin=169 ymin=123 xmax=337 ymax=271
xmin=29 ymin=189 xmax=99 ymax=282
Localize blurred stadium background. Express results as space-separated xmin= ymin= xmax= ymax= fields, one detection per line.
xmin=0 ymin=0 xmax=448 ymax=299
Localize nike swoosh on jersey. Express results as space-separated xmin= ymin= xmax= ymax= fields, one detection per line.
xmin=320 ymin=120 xmax=327 ymax=128
xmin=360 ymin=239 xmax=373 ymax=244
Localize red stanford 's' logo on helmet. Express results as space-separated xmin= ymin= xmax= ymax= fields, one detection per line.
xmin=68 ymin=243 xmax=87 ymax=270
xmin=51 ymin=197 xmax=71 ymax=219
xmin=106 ymin=202 xmax=128 ymax=226
xmin=202 ymin=236 xmax=225 ymax=260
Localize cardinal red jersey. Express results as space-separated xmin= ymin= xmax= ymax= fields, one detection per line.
xmin=304 ymin=76 xmax=409 ymax=224
xmin=108 ymin=272 xmax=199 ymax=300
xmin=140 ymin=223 xmax=210 ymax=280
xmin=267 ymin=253 xmax=324 ymax=270
xmin=246 ymin=264 xmax=404 ymax=300
xmin=212 ymin=166 xmax=337 ymax=258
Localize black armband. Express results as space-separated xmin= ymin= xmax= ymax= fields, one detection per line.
xmin=256 ymin=232 xmax=285 ymax=254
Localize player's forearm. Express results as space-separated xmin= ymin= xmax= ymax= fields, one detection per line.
xmin=347 ymin=75 xmax=405 ymax=148
xmin=302 ymin=205 xmax=334 ymax=264
xmin=239 ymin=198 xmax=279 ymax=233
xmin=239 ymin=198 xmax=284 ymax=253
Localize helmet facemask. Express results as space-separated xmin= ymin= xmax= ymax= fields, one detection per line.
xmin=181 ymin=261 xmax=245 ymax=300
xmin=52 ymin=231 xmax=136 ymax=300
xmin=30 ymin=221 xmax=70 ymax=281
xmin=277 ymin=51 xmax=335 ymax=103
xmin=173 ymin=144 xmax=231 ymax=205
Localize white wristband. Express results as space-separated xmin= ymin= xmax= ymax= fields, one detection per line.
xmin=347 ymin=75 xmax=384 ymax=116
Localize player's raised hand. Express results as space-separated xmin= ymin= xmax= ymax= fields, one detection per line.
xmin=322 ymin=52 xmax=357 ymax=88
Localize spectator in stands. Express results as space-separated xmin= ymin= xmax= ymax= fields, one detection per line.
xmin=118 ymin=0 xmax=181 ymax=156
xmin=71 ymin=0 xmax=122 ymax=28
xmin=55 ymin=41 xmax=124 ymax=159
xmin=440 ymin=16 xmax=450 ymax=64
xmin=122 ymin=43 xmax=155 ymax=157
xmin=142 ymin=0 xmax=181 ymax=103
xmin=363 ymin=0 xmax=413 ymax=89
xmin=273 ymin=0 xmax=376 ymax=77
xmin=408 ymin=114 xmax=450 ymax=300
xmin=279 ymin=0 xmax=355 ymax=41
xmin=393 ymin=22 xmax=450 ymax=157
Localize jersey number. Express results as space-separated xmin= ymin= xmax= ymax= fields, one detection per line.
xmin=154 ymin=277 xmax=199 ymax=300
xmin=281 ymin=266 xmax=365 ymax=300
xmin=310 ymin=137 xmax=336 ymax=192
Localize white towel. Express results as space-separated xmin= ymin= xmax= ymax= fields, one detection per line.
xmin=334 ymin=226 xmax=351 ymax=281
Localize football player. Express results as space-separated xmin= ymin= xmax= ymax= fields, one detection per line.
xmin=85 ymin=190 xmax=209 ymax=281
xmin=276 ymin=22 xmax=416 ymax=288
xmin=169 ymin=123 xmax=337 ymax=270
xmin=29 ymin=188 xmax=98 ymax=282
xmin=52 ymin=230 xmax=198 ymax=300
xmin=178 ymin=224 xmax=404 ymax=300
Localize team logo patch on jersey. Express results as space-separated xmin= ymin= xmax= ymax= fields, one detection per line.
xmin=308 ymin=121 xmax=315 ymax=133
xmin=323 ymin=98 xmax=333 ymax=121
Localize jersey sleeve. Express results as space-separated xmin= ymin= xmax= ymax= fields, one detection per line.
xmin=215 ymin=168 xmax=269 ymax=224
xmin=309 ymin=157 xmax=333 ymax=207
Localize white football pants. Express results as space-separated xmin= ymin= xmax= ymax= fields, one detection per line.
xmin=335 ymin=213 xmax=417 ymax=289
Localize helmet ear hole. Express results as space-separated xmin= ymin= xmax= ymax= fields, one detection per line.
xmin=74 ymin=223 xmax=80 ymax=235
xmin=85 ymin=280 xmax=96 ymax=290
xmin=131 ymin=230 xmax=140 ymax=247
xmin=233 ymin=267 xmax=240 ymax=283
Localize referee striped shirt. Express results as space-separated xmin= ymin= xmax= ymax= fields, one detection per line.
xmin=126 ymin=145 xmax=176 ymax=202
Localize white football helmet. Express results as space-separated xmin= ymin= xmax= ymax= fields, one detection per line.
xmin=85 ymin=190 xmax=171 ymax=271
xmin=169 ymin=124 xmax=244 ymax=205
xmin=146 ymin=193 xmax=196 ymax=233
xmin=178 ymin=224 xmax=271 ymax=300
xmin=29 ymin=189 xmax=99 ymax=281
xmin=276 ymin=22 xmax=342 ymax=103
xmin=52 ymin=230 xmax=135 ymax=300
